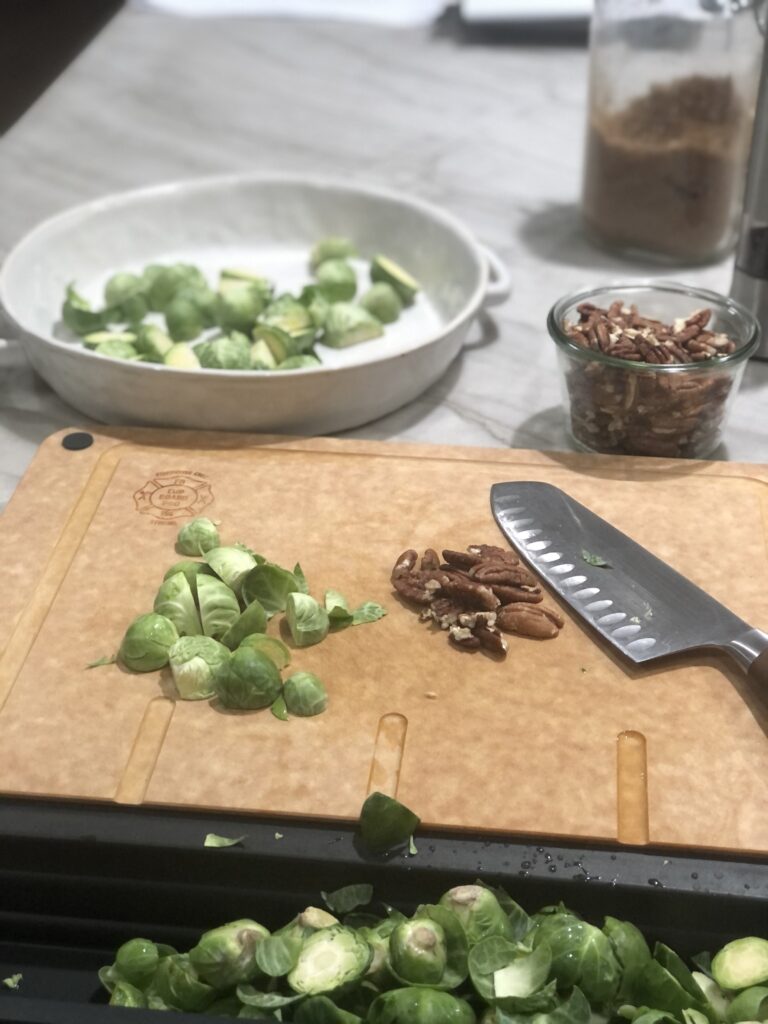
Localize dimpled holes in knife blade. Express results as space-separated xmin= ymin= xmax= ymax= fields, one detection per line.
xmin=496 ymin=495 xmax=657 ymax=657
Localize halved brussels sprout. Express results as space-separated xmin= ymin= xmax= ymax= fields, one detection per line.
xmin=163 ymin=560 xmax=214 ymax=594
xmin=285 ymin=594 xmax=330 ymax=648
xmin=310 ymin=237 xmax=357 ymax=271
xmin=197 ymin=331 xmax=252 ymax=370
xmin=370 ymin=255 xmax=420 ymax=305
xmin=283 ymin=671 xmax=328 ymax=717
xmin=278 ymin=354 xmax=322 ymax=369
xmin=299 ymin=284 xmax=331 ymax=328
xmin=322 ymin=303 xmax=383 ymax=348
xmin=360 ymin=282 xmax=402 ymax=324
xmin=177 ymin=517 xmax=220 ymax=557
xmin=287 ymin=925 xmax=372 ymax=996
xmin=713 ymin=938 xmax=768 ymax=992
xmin=253 ymin=323 xmax=298 ymax=364
xmin=315 ymin=258 xmax=357 ymax=302
xmin=220 ymin=268 xmax=273 ymax=306
xmin=261 ymin=294 xmax=314 ymax=338
xmin=168 ymin=636 xmax=230 ymax=700
xmin=359 ymin=792 xmax=420 ymax=854
xmin=217 ymin=647 xmax=282 ymax=710
xmin=238 ymin=633 xmax=291 ymax=670
xmin=197 ymin=574 xmax=241 ymax=640
xmin=154 ymin=571 xmax=202 ymax=636
xmin=188 ymin=918 xmax=269 ymax=990
xmin=118 ymin=612 xmax=179 ymax=672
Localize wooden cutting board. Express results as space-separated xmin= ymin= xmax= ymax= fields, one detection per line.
xmin=1 ymin=428 xmax=767 ymax=855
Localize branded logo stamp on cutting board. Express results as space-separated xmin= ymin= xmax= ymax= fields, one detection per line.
xmin=133 ymin=470 xmax=213 ymax=522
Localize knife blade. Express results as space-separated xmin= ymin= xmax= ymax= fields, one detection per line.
xmin=490 ymin=481 xmax=768 ymax=683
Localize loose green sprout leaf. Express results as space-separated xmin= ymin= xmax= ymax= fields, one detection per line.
xmin=271 ymin=694 xmax=290 ymax=720
xmin=293 ymin=563 xmax=310 ymax=594
xmin=149 ymin=953 xmax=216 ymax=1013
xmin=468 ymin=935 xmax=525 ymax=1001
xmin=204 ymin=834 xmax=245 ymax=848
xmin=119 ymin=612 xmax=179 ymax=672
xmin=359 ymin=792 xmax=420 ymax=854
xmin=177 ymin=517 xmax=221 ymax=557
xmin=189 ymin=919 xmax=269 ymax=989
xmin=604 ymin=917 xmax=652 ymax=1003
xmin=360 ymin=282 xmax=402 ymax=324
xmin=2 ymin=973 xmax=21 ymax=990
xmin=283 ymin=671 xmax=328 ymax=717
xmin=581 ymin=549 xmax=611 ymax=569
xmin=325 ymin=590 xmax=353 ymax=630
xmin=214 ymin=280 xmax=266 ymax=333
xmin=62 ymin=283 xmax=111 ymax=335
xmin=322 ymin=302 xmax=384 ymax=348
xmin=256 ymin=926 xmax=307 ymax=978
xmin=275 ymin=832 xmax=284 ymax=839
xmin=370 ymin=255 xmax=420 ymax=306
xmin=217 ymin=646 xmax=282 ymax=710
xmin=409 ymin=836 xmax=418 ymax=856
xmin=493 ymin=942 xmax=552 ymax=1001
xmin=632 ymin=959 xmax=707 ymax=1020
xmin=205 ymin=545 xmax=258 ymax=595
xmin=169 ymin=636 xmax=230 ymax=700
xmin=220 ymin=269 xmax=273 ymax=306
xmin=368 ymin=987 xmax=475 ymax=1024
xmin=242 ymin=563 xmax=303 ymax=615
xmin=83 ymin=330 xmax=137 ymax=350
xmin=238 ymin=633 xmax=292 ymax=670
xmin=164 ymin=341 xmax=201 ymax=369
xmin=287 ymin=925 xmax=372 ymax=996
xmin=315 ymin=258 xmax=357 ymax=302
xmin=351 ymin=601 xmax=387 ymax=625
xmin=285 ymin=594 xmax=330 ymax=648
xmin=135 ymin=324 xmax=174 ymax=363
xmin=221 ymin=600 xmax=269 ymax=651
xmin=237 ymin=986 xmax=305 ymax=1010
xmin=310 ymin=237 xmax=357 ymax=271
xmin=86 ymin=654 xmax=117 ymax=669
xmin=110 ymin=980 xmax=147 ymax=1007
xmin=154 ymin=571 xmax=203 ymax=636
xmin=321 ymin=885 xmax=374 ymax=916
xmin=197 ymin=575 xmax=241 ymax=640
xmin=197 ymin=332 xmax=252 ymax=370
xmin=476 ymin=881 xmax=531 ymax=942
xmin=295 ymin=994 xmax=364 ymax=1022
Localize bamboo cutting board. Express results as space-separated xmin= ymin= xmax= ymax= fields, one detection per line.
xmin=1 ymin=428 xmax=767 ymax=855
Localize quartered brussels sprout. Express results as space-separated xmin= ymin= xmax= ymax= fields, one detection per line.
xmin=83 ymin=330 xmax=137 ymax=350
xmin=310 ymin=236 xmax=357 ymax=271
xmin=261 ymin=294 xmax=315 ymax=339
xmin=134 ymin=324 xmax=174 ymax=363
xmin=118 ymin=612 xmax=179 ymax=672
xmin=322 ymin=302 xmax=384 ymax=348
xmin=204 ymin=545 xmax=258 ymax=595
xmin=300 ymin=284 xmax=332 ymax=328
xmin=168 ymin=636 xmax=230 ymax=700
xmin=253 ymin=323 xmax=298 ymax=364
xmin=188 ymin=919 xmax=269 ymax=990
xmin=359 ymin=791 xmax=420 ymax=853
xmin=283 ymin=670 xmax=328 ymax=717
xmin=220 ymin=268 xmax=273 ymax=306
xmin=440 ymin=886 xmax=514 ymax=947
xmin=241 ymin=562 xmax=302 ymax=615
xmin=62 ymin=284 xmax=109 ymax=335
xmin=278 ymin=354 xmax=322 ymax=370
xmin=110 ymin=980 xmax=148 ymax=1007
xmin=215 ymin=280 xmax=266 ymax=333
xmin=287 ymin=925 xmax=372 ymax=996
xmin=250 ymin=338 xmax=278 ymax=370
xmin=196 ymin=331 xmax=252 ymax=370
xmin=115 ymin=937 xmax=160 ymax=989
xmin=149 ymin=953 xmax=216 ymax=1013
xmin=92 ymin=338 xmax=140 ymax=360
xmin=164 ymin=342 xmax=201 ymax=369
xmin=315 ymin=258 xmax=357 ymax=302
xmin=154 ymin=571 xmax=203 ymax=636
xmin=220 ymin=600 xmax=268 ymax=651
xmin=196 ymin=574 xmax=241 ymax=641
xmin=238 ymin=633 xmax=291 ymax=670
xmin=360 ymin=282 xmax=402 ymax=324
xmin=217 ymin=646 xmax=282 ymax=710
xmin=163 ymin=560 xmax=214 ymax=593
xmin=177 ymin=517 xmax=221 ymax=557
xmin=285 ymin=594 xmax=330 ymax=648
xmin=390 ymin=919 xmax=448 ymax=985
xmin=370 ymin=255 xmax=420 ymax=305
xmin=367 ymin=987 xmax=476 ymax=1024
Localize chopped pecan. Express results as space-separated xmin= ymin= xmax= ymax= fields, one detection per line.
xmin=472 ymin=624 xmax=508 ymax=654
xmin=448 ymin=626 xmax=482 ymax=650
xmin=497 ymin=604 xmax=564 ymax=639
xmin=438 ymin=576 xmax=500 ymax=611
xmin=421 ymin=548 xmax=441 ymax=571
xmin=457 ymin=610 xmax=497 ymax=629
xmin=442 ymin=549 xmax=482 ymax=569
xmin=427 ymin=597 xmax=464 ymax=629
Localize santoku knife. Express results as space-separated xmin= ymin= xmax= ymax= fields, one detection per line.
xmin=490 ymin=481 xmax=768 ymax=684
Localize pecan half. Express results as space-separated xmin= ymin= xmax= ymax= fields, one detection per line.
xmin=467 ymin=544 xmax=519 ymax=565
xmin=469 ymin=562 xmax=537 ymax=587
xmin=392 ymin=573 xmax=433 ymax=605
xmin=391 ymin=549 xmax=418 ymax=580
xmin=421 ymin=548 xmax=441 ymax=571
xmin=438 ymin=576 xmax=500 ymax=611
xmin=497 ymin=604 xmax=564 ymax=639
xmin=442 ymin=549 xmax=482 ymax=569
xmin=491 ymin=584 xmax=543 ymax=604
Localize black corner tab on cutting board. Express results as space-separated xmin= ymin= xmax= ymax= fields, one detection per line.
xmin=61 ymin=432 xmax=93 ymax=451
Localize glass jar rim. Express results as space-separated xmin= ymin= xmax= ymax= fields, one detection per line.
xmin=547 ymin=280 xmax=761 ymax=373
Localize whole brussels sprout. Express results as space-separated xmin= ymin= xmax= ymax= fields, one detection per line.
xmin=176 ymin=516 xmax=220 ymax=556
xmin=215 ymin=280 xmax=265 ymax=333
xmin=188 ymin=918 xmax=270 ymax=990
xmin=118 ymin=613 xmax=179 ymax=672
xmin=315 ymin=258 xmax=357 ymax=302
xmin=104 ymin=271 xmax=148 ymax=323
xmin=168 ymin=636 xmax=230 ymax=701
xmin=217 ymin=647 xmax=282 ymax=710
xmin=115 ymin=937 xmax=160 ymax=989
xmin=390 ymin=919 xmax=447 ymax=985
xmin=360 ymin=282 xmax=402 ymax=324
xmin=309 ymin=237 xmax=357 ymax=271
xmin=367 ymin=987 xmax=475 ymax=1024
xmin=165 ymin=292 xmax=205 ymax=341
xmin=439 ymin=885 xmax=514 ymax=946
xmin=196 ymin=332 xmax=252 ymax=370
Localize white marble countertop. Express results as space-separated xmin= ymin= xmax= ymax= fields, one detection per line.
xmin=1 ymin=8 xmax=767 ymax=510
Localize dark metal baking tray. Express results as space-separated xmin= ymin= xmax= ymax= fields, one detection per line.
xmin=0 ymin=797 xmax=766 ymax=1023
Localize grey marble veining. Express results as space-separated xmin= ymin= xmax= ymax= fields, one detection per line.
xmin=1 ymin=8 xmax=766 ymax=510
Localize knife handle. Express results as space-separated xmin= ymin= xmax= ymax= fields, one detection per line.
xmin=747 ymin=648 xmax=768 ymax=687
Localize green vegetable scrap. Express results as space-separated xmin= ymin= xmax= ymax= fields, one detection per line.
xmin=86 ymin=654 xmax=117 ymax=669
xmin=321 ymin=884 xmax=373 ymax=916
xmin=283 ymin=671 xmax=328 ymax=717
xmin=118 ymin=612 xmax=179 ymax=672
xmin=581 ymin=549 xmax=612 ymax=569
xmin=359 ymin=791 xmax=420 ymax=854
xmin=286 ymin=594 xmax=330 ymax=648
xmin=168 ymin=636 xmax=230 ymax=700
xmin=61 ymin=240 xmax=417 ymax=371
xmin=217 ymin=647 xmax=282 ymax=709
xmin=204 ymin=833 xmax=245 ymax=848
xmin=2 ymin=973 xmax=21 ymax=990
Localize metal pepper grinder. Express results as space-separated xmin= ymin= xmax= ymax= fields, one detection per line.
xmin=732 ymin=25 xmax=768 ymax=359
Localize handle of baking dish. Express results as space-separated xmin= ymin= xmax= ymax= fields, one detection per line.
xmin=479 ymin=243 xmax=511 ymax=308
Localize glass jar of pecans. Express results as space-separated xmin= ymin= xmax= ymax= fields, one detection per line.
xmin=547 ymin=282 xmax=760 ymax=458
xmin=581 ymin=0 xmax=764 ymax=264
